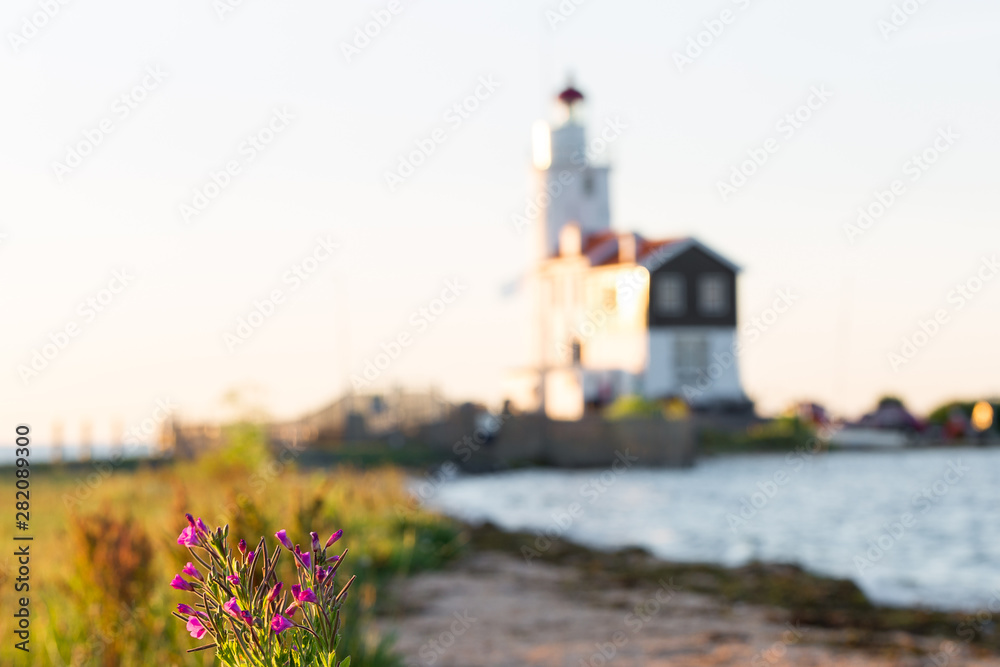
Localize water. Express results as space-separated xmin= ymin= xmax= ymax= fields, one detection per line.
xmin=0 ymin=443 xmax=154 ymax=465
xmin=424 ymin=447 xmax=1000 ymax=612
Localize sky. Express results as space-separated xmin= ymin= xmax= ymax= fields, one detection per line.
xmin=2 ymin=0 xmax=999 ymax=447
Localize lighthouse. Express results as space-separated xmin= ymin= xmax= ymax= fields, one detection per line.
xmin=505 ymin=81 xmax=752 ymax=420
xmin=532 ymin=83 xmax=612 ymax=260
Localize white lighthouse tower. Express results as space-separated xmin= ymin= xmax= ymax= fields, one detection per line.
xmin=532 ymin=83 xmax=612 ymax=259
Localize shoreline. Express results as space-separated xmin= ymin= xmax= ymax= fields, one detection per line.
xmin=376 ymin=522 xmax=1000 ymax=666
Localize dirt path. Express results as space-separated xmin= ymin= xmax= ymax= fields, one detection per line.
xmin=378 ymin=552 xmax=998 ymax=667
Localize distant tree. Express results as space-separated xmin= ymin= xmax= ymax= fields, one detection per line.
xmin=877 ymin=395 xmax=905 ymax=409
xmin=928 ymin=401 xmax=973 ymax=425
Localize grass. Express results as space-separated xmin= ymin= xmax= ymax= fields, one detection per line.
xmin=0 ymin=453 xmax=462 ymax=667
xmin=699 ymin=417 xmax=819 ymax=455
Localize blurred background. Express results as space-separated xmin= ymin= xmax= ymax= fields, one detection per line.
xmin=2 ymin=0 xmax=1000 ymax=665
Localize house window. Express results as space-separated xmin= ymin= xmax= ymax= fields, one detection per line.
xmin=698 ymin=273 xmax=728 ymax=316
xmin=655 ymin=274 xmax=686 ymax=316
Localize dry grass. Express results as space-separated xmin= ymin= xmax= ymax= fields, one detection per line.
xmin=0 ymin=458 xmax=461 ymax=667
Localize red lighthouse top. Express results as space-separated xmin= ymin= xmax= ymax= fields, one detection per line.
xmin=558 ymin=85 xmax=585 ymax=106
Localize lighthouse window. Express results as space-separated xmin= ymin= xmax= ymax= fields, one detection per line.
xmin=583 ymin=172 xmax=594 ymax=195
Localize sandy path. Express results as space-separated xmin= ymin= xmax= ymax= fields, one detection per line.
xmin=378 ymin=552 xmax=998 ymax=667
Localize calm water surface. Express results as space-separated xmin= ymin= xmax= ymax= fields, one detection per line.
xmin=424 ymin=447 xmax=1000 ymax=611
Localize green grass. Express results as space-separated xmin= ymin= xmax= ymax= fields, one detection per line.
xmin=699 ymin=417 xmax=820 ymax=455
xmin=0 ymin=455 xmax=462 ymax=667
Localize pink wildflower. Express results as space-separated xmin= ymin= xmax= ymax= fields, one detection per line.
xmin=177 ymin=526 xmax=198 ymax=547
xmin=170 ymin=575 xmax=193 ymax=592
xmin=186 ymin=616 xmax=207 ymax=639
xmin=270 ymin=614 xmax=294 ymax=634
xmin=292 ymin=585 xmax=317 ymax=604
xmin=223 ymin=597 xmax=243 ymax=618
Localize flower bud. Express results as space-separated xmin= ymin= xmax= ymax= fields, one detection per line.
xmin=265 ymin=581 xmax=284 ymax=604
xmin=170 ymin=575 xmax=194 ymax=592
xmin=182 ymin=562 xmax=204 ymax=582
xmin=275 ymin=529 xmax=293 ymax=550
xmin=293 ymin=545 xmax=311 ymax=570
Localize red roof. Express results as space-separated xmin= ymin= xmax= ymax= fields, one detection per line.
xmin=580 ymin=230 xmax=616 ymax=255
xmin=638 ymin=238 xmax=680 ymax=261
xmin=579 ymin=232 xmax=684 ymax=267
xmin=558 ymin=86 xmax=585 ymax=106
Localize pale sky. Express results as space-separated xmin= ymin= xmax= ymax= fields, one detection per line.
xmin=2 ymin=0 xmax=999 ymax=447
